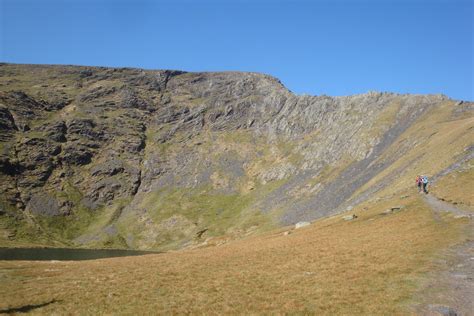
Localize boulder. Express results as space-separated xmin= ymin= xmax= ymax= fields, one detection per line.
xmin=381 ymin=206 xmax=404 ymax=215
xmin=390 ymin=206 xmax=404 ymax=211
xmin=427 ymin=304 xmax=458 ymax=316
xmin=27 ymin=194 xmax=62 ymax=216
xmin=343 ymin=214 xmax=357 ymax=221
xmin=295 ymin=221 xmax=310 ymax=229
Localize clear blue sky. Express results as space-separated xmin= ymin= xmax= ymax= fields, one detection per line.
xmin=1 ymin=0 xmax=473 ymax=100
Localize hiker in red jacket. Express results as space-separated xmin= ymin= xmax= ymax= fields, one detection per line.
xmin=415 ymin=175 xmax=422 ymax=192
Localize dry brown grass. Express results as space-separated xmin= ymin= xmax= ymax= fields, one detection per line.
xmin=355 ymin=101 xmax=473 ymax=201
xmin=0 ymin=193 xmax=468 ymax=315
xmin=430 ymin=158 xmax=474 ymax=208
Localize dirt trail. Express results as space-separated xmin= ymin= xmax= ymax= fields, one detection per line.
xmin=415 ymin=194 xmax=473 ymax=316
xmin=424 ymin=194 xmax=473 ymax=218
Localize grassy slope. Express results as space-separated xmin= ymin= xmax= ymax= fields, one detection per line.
xmin=353 ymin=101 xmax=473 ymax=201
xmin=430 ymin=158 xmax=474 ymax=208
xmin=0 ymin=192 xmax=468 ymax=314
xmin=0 ymin=66 xmax=473 ymax=313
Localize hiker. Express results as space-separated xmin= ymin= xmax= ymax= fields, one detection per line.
xmin=415 ymin=175 xmax=422 ymax=192
xmin=421 ymin=175 xmax=429 ymax=194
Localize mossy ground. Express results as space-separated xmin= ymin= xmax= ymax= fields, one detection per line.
xmin=117 ymin=179 xmax=287 ymax=251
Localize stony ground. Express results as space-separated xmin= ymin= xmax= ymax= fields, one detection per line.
xmin=413 ymin=195 xmax=473 ymax=316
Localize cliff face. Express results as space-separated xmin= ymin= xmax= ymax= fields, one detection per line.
xmin=0 ymin=63 xmax=472 ymax=250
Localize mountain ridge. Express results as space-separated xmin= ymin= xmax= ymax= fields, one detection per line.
xmin=0 ymin=63 xmax=472 ymax=250
xmin=1 ymin=62 xmax=461 ymax=101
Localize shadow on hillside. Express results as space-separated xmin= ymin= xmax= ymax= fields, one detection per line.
xmin=0 ymin=299 xmax=60 ymax=314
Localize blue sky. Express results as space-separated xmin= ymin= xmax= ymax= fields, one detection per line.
xmin=1 ymin=0 xmax=473 ymax=100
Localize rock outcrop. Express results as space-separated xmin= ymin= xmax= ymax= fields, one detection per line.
xmin=0 ymin=63 xmax=472 ymax=250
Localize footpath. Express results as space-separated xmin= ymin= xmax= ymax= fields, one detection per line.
xmin=415 ymin=194 xmax=473 ymax=316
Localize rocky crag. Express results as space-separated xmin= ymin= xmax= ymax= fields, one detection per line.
xmin=0 ymin=63 xmax=472 ymax=250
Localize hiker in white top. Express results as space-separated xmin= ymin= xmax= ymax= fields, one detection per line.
xmin=421 ymin=175 xmax=429 ymax=194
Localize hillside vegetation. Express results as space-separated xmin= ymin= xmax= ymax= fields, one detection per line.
xmin=0 ymin=63 xmax=472 ymax=250
xmin=0 ymin=63 xmax=472 ymax=314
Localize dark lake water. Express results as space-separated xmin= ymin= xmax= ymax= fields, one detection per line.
xmin=0 ymin=247 xmax=157 ymax=261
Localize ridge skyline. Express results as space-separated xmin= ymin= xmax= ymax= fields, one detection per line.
xmin=1 ymin=62 xmax=468 ymax=102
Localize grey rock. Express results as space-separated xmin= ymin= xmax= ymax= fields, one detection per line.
xmin=66 ymin=118 xmax=100 ymax=140
xmin=77 ymin=85 xmax=117 ymax=103
xmin=382 ymin=206 xmax=405 ymax=215
xmin=343 ymin=214 xmax=358 ymax=221
xmin=61 ymin=143 xmax=93 ymax=165
xmin=0 ymin=106 xmax=17 ymax=140
xmin=295 ymin=221 xmax=310 ymax=229
xmin=42 ymin=121 xmax=67 ymax=142
xmin=427 ymin=304 xmax=458 ymax=316
xmin=119 ymin=88 xmax=150 ymax=110
xmin=390 ymin=206 xmax=404 ymax=211
xmin=91 ymin=159 xmax=125 ymax=176
xmin=27 ymin=194 xmax=62 ymax=216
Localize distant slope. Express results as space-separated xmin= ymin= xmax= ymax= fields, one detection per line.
xmin=0 ymin=63 xmax=472 ymax=250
